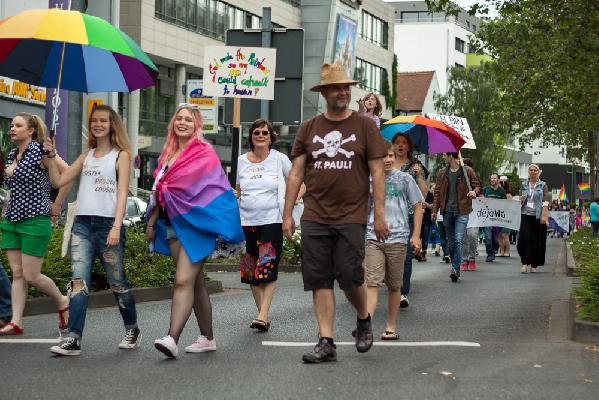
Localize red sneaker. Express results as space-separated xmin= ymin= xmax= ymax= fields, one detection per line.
xmin=468 ymin=259 xmax=477 ymax=271
xmin=460 ymin=262 xmax=468 ymax=271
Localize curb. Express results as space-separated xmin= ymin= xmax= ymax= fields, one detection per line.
xmin=565 ymin=240 xmax=577 ymax=277
xmin=574 ymin=318 xmax=599 ymax=343
xmin=204 ymin=263 xmax=301 ymax=273
xmin=23 ymin=280 xmax=223 ymax=317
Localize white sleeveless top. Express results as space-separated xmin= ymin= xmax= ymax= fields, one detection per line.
xmin=75 ymin=148 xmax=120 ymax=217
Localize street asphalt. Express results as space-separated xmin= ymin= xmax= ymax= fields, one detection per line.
xmin=0 ymin=238 xmax=597 ymax=400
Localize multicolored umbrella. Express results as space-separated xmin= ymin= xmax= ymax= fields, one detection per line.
xmin=380 ymin=115 xmax=466 ymax=155
xmin=0 ymin=8 xmax=158 ymax=92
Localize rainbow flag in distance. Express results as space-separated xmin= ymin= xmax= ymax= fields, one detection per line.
xmin=578 ymin=183 xmax=591 ymax=195
xmin=558 ymin=184 xmax=567 ymax=201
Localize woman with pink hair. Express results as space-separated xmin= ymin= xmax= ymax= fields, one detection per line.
xmin=148 ymin=104 xmax=243 ymax=358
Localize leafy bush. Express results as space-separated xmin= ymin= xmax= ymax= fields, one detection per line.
xmin=569 ymin=228 xmax=599 ymax=322
xmin=281 ymin=231 xmax=301 ymax=265
xmin=0 ymin=224 xmax=197 ymax=298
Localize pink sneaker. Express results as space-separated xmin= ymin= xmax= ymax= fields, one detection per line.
xmin=185 ymin=335 xmax=216 ymax=353
xmin=460 ymin=262 xmax=468 ymax=271
xmin=468 ymin=259 xmax=477 ymax=271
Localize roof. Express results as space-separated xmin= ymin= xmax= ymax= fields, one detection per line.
xmin=396 ymin=71 xmax=435 ymax=112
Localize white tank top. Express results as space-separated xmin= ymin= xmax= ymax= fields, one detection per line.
xmin=75 ymin=148 xmax=120 ymax=217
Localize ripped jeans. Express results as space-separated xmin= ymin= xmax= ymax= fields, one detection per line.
xmin=67 ymin=216 xmax=137 ymax=339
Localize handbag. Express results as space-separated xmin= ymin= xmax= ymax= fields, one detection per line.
xmin=61 ymin=200 xmax=77 ymax=258
xmin=276 ymin=151 xmax=303 ymax=226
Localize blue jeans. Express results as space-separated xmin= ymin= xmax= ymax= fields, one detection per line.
xmin=443 ymin=212 xmax=469 ymax=271
xmin=401 ymin=221 xmax=414 ymax=295
xmin=67 ymin=216 xmax=137 ymax=339
xmin=0 ymin=262 xmax=11 ymax=318
xmin=484 ymin=227 xmax=499 ymax=258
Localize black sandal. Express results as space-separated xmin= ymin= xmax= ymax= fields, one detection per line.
xmin=250 ymin=319 xmax=270 ymax=332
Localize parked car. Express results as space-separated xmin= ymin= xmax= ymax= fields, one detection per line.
xmin=123 ymin=196 xmax=147 ymax=227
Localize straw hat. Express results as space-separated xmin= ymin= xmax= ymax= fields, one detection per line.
xmin=310 ymin=61 xmax=359 ymax=92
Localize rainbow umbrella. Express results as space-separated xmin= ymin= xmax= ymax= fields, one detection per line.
xmin=380 ymin=115 xmax=466 ymax=155
xmin=0 ymin=8 xmax=158 ymax=93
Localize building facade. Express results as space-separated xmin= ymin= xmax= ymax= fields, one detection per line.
xmin=120 ymin=0 xmax=395 ymax=192
xmin=389 ymin=0 xmax=479 ymax=94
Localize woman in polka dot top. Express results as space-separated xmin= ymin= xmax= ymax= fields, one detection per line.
xmin=0 ymin=113 xmax=70 ymax=336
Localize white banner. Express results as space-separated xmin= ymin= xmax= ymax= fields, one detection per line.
xmin=186 ymin=79 xmax=218 ymax=134
xmin=202 ymin=46 xmax=276 ymax=100
xmin=467 ymin=198 xmax=522 ymax=230
xmin=427 ymin=113 xmax=476 ymax=149
xmin=548 ymin=211 xmax=570 ymax=233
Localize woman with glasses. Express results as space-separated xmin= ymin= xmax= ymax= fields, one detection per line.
xmin=235 ymin=119 xmax=303 ymax=332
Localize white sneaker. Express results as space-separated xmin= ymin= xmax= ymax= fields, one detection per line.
xmin=185 ymin=335 xmax=216 ymax=353
xmin=154 ymin=335 xmax=178 ymax=358
xmin=400 ymin=294 xmax=409 ymax=308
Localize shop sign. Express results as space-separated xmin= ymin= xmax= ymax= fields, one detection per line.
xmin=0 ymin=76 xmax=46 ymax=105
xmin=186 ymin=79 xmax=218 ymax=134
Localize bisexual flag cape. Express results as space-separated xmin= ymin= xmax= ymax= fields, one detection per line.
xmin=149 ymin=139 xmax=244 ymax=263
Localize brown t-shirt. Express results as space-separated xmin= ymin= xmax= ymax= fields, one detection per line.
xmin=291 ymin=111 xmax=387 ymax=224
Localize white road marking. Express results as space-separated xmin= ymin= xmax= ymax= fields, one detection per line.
xmin=262 ymin=341 xmax=480 ymax=347
xmin=0 ymin=338 xmax=61 ymax=344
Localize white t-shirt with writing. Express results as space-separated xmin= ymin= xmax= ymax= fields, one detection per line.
xmin=237 ymin=149 xmax=291 ymax=226
xmin=76 ymin=148 xmax=120 ymax=217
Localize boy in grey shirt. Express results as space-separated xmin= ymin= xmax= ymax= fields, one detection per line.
xmin=363 ymin=143 xmax=423 ymax=340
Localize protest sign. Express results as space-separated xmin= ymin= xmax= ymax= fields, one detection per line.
xmin=186 ymin=79 xmax=218 ymax=134
xmin=548 ymin=211 xmax=570 ymax=234
xmin=202 ymin=46 xmax=276 ymax=100
xmin=427 ymin=113 xmax=476 ymax=149
xmin=467 ymin=197 xmax=521 ymax=230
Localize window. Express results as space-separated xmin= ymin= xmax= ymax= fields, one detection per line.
xmin=155 ymin=0 xmax=270 ymax=41
xmin=354 ymin=58 xmax=385 ymax=93
xmin=359 ymin=11 xmax=388 ymax=49
xmin=455 ymin=37 xmax=465 ymax=53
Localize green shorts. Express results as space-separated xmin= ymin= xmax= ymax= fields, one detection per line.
xmin=0 ymin=216 xmax=52 ymax=257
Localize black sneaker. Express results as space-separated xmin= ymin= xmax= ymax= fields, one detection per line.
xmin=302 ymin=338 xmax=337 ymax=363
xmin=50 ymin=337 xmax=81 ymax=356
xmin=354 ymin=317 xmax=374 ymax=353
xmin=443 ymin=256 xmax=451 ymax=264
xmin=119 ymin=327 xmax=141 ymax=349
xmin=450 ymin=269 xmax=460 ymax=282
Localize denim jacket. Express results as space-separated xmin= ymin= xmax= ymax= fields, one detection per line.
xmin=521 ymin=179 xmax=549 ymax=219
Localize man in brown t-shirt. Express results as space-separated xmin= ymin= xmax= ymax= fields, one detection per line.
xmin=282 ymin=61 xmax=389 ymax=363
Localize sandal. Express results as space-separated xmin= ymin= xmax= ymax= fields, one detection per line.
xmin=0 ymin=322 xmax=24 ymax=336
xmin=530 ymin=267 xmax=537 ymax=273
xmin=58 ymin=306 xmax=69 ymax=331
xmin=381 ymin=330 xmax=399 ymax=341
xmin=250 ymin=319 xmax=270 ymax=332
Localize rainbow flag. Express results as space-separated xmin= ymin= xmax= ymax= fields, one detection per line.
xmin=578 ymin=183 xmax=591 ymax=195
xmin=558 ymin=184 xmax=567 ymax=201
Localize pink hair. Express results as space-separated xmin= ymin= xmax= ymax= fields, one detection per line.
xmin=159 ymin=105 xmax=205 ymax=165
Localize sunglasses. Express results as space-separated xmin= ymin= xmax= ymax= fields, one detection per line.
xmin=252 ymin=129 xmax=270 ymax=137
xmin=178 ymin=102 xmax=201 ymax=110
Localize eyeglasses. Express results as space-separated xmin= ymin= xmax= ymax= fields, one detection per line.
xmin=178 ymin=102 xmax=201 ymax=110
xmin=252 ymin=130 xmax=270 ymax=137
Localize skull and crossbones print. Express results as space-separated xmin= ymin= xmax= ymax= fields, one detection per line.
xmin=311 ymin=131 xmax=356 ymax=159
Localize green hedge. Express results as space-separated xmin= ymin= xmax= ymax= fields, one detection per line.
xmin=569 ymin=228 xmax=599 ymax=322
xmin=0 ymin=225 xmax=177 ymax=297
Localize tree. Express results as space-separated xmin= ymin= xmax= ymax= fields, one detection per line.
xmin=434 ymin=63 xmax=511 ymax=183
xmin=427 ymin=0 xmax=599 ymax=196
